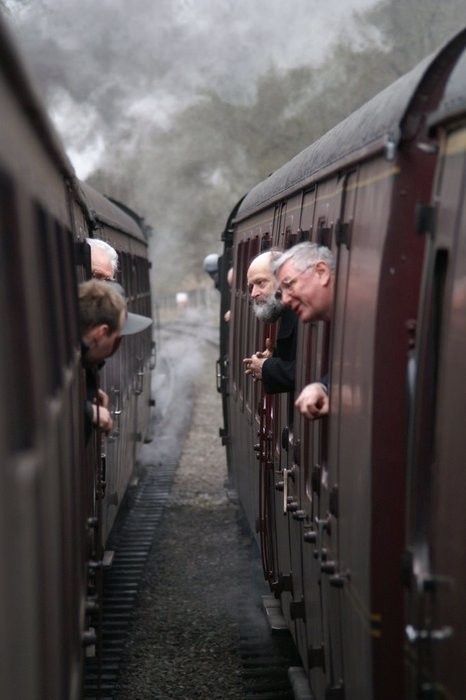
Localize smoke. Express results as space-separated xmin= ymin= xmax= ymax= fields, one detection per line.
xmin=5 ymin=0 xmax=463 ymax=292
xmin=5 ymin=0 xmax=377 ymax=177
xmin=138 ymin=324 xmax=207 ymax=467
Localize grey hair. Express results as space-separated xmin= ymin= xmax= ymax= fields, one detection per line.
xmin=86 ymin=238 xmax=119 ymax=276
xmin=272 ymin=242 xmax=335 ymax=275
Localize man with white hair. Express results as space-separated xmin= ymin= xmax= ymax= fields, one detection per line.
xmin=86 ymin=237 xmax=119 ymax=281
xmin=273 ymin=242 xmax=336 ymax=418
xmin=243 ymin=250 xmax=297 ymax=394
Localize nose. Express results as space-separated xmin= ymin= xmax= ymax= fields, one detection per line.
xmin=281 ymin=288 xmax=292 ymax=305
xmin=251 ymin=285 xmax=261 ymax=299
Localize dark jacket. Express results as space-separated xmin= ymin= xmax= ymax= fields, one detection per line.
xmin=262 ymin=307 xmax=298 ymax=394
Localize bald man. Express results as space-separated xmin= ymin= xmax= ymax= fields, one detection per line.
xmin=243 ymin=250 xmax=297 ymax=394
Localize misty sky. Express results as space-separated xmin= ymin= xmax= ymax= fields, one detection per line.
xmin=6 ymin=0 xmax=378 ymax=178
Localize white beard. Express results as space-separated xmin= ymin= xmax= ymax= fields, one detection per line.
xmin=253 ymin=294 xmax=284 ymax=322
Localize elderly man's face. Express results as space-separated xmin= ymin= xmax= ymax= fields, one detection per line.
xmin=277 ymin=260 xmax=333 ymax=322
xmin=91 ymin=248 xmax=114 ymax=281
xmin=247 ymin=259 xmax=276 ymax=302
xmin=247 ymin=257 xmax=284 ymax=322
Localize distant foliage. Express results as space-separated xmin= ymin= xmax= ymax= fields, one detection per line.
xmin=86 ymin=0 xmax=465 ymax=290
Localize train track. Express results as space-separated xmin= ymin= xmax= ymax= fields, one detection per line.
xmin=83 ymin=463 xmax=177 ymax=699
xmin=84 ymin=333 xmax=302 ymax=699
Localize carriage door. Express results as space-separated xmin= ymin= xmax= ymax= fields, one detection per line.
xmin=404 ymin=125 xmax=466 ymax=699
xmin=280 ymin=195 xmax=308 ymax=650
xmin=318 ymin=170 xmax=356 ymax=699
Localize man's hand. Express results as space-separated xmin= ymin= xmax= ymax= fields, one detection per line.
xmin=97 ymin=389 xmax=109 ymax=408
xmin=256 ymin=337 xmax=274 ymax=359
xmin=92 ymin=404 xmax=113 ymax=433
xmin=243 ymin=353 xmax=267 ymax=380
xmin=295 ymin=383 xmax=329 ymax=419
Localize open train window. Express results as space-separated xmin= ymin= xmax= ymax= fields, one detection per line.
xmin=260 ymin=232 xmax=271 ymax=251
xmin=119 ymin=250 xmax=128 ymax=292
xmin=273 ymin=202 xmax=286 ymax=247
xmin=55 ymin=222 xmax=79 ymax=363
xmin=231 ymin=242 xmax=241 ymax=393
xmin=408 ymin=248 xmax=449 ymax=562
xmin=230 ymin=255 xmax=237 ymax=389
xmin=245 ymin=236 xmax=260 ymax=412
xmin=0 ymin=169 xmax=34 ymax=450
xmin=35 ymin=204 xmax=64 ymax=394
xmin=143 ymin=258 xmax=151 ymax=315
xmin=127 ymin=253 xmax=135 ymax=301
xmin=239 ymin=238 xmax=251 ymax=408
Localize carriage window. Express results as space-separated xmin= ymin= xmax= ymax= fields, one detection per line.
xmin=119 ymin=251 xmax=128 ymax=291
xmin=245 ymin=237 xmax=260 ymax=410
xmin=35 ymin=204 xmax=63 ymax=393
xmin=127 ymin=254 xmax=136 ymax=301
xmin=239 ymin=239 xmax=250 ymax=405
xmin=55 ymin=223 xmax=79 ymax=362
xmin=0 ymin=169 xmax=34 ymax=449
xmin=232 ymin=242 xmax=243 ymax=393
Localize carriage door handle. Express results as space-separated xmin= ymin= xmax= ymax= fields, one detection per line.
xmin=282 ymin=466 xmax=297 ymax=515
xmin=405 ymin=624 xmax=453 ymax=643
xmin=112 ymin=388 xmax=121 ymax=438
xmin=282 ymin=467 xmax=289 ymax=515
xmin=135 ymin=357 xmax=144 ymax=395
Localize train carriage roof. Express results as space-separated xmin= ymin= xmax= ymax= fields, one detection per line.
xmin=79 ymin=181 xmax=147 ymax=244
xmin=430 ymin=52 xmax=466 ymax=128
xmin=236 ymin=29 xmax=466 ymax=222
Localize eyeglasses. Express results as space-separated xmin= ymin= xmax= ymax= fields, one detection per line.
xmin=279 ymin=264 xmax=314 ymax=293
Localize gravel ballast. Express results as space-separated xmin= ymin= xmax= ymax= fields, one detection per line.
xmin=115 ymin=323 xmax=264 ymax=699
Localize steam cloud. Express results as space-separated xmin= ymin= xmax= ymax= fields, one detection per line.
xmin=6 ymin=0 xmax=377 ymax=177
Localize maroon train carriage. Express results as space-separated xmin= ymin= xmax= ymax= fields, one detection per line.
xmin=0 ymin=16 xmax=153 ymax=700
xmin=218 ymin=29 xmax=466 ymax=700
xmin=404 ymin=50 xmax=466 ymax=700
xmin=0 ymin=16 xmax=88 ymax=700
xmin=78 ymin=182 xmax=153 ymax=545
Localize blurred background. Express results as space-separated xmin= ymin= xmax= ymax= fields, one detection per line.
xmin=2 ymin=0 xmax=464 ymax=295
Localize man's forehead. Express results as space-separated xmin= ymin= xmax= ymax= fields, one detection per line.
xmin=277 ymin=259 xmax=297 ymax=278
xmin=92 ymin=247 xmax=112 ymax=265
xmin=247 ymin=260 xmax=273 ymax=281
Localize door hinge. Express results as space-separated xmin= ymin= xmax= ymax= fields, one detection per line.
xmin=289 ymin=599 xmax=306 ymax=621
xmin=335 ymin=219 xmax=352 ymax=249
xmin=329 ymin=485 xmax=339 ymax=518
xmin=326 ymin=683 xmax=345 ymax=699
xmin=308 ymin=644 xmax=326 ymax=670
xmin=317 ymin=224 xmax=333 ymax=247
xmin=415 ymin=203 xmax=436 ymax=236
xmin=271 ymin=574 xmax=293 ymax=596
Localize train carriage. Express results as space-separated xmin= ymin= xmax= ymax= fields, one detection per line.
xmin=404 ymin=50 xmax=466 ymax=699
xmin=78 ymin=182 xmax=153 ymax=543
xmin=219 ymin=29 xmax=466 ymax=700
xmin=0 ymin=17 xmax=88 ymax=699
xmin=0 ymin=15 xmax=153 ymax=699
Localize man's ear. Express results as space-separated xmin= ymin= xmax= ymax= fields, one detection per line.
xmin=315 ymin=261 xmax=331 ymax=286
xmin=93 ymin=324 xmax=109 ymax=341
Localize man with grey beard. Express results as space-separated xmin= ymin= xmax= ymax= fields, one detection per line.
xmin=243 ymin=250 xmax=297 ymax=394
